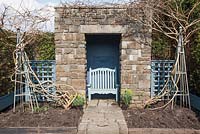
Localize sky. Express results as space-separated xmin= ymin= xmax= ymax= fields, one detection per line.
xmin=0 ymin=0 xmax=61 ymax=32
xmin=0 ymin=0 xmax=61 ymax=9
xmin=37 ymin=0 xmax=60 ymax=4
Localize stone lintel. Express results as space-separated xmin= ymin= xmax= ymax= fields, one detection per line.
xmin=80 ymin=25 xmax=128 ymax=34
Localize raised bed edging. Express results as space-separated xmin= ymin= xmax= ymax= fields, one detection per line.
xmin=0 ymin=127 xmax=77 ymax=134
xmin=190 ymin=94 xmax=200 ymax=111
xmin=128 ymin=128 xmax=200 ymax=134
xmin=0 ymin=92 xmax=14 ymax=111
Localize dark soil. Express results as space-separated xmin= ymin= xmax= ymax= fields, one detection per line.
xmin=0 ymin=104 xmax=83 ymax=128
xmin=123 ymin=106 xmax=200 ymax=129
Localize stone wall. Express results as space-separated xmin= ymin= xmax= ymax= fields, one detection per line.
xmin=55 ymin=5 xmax=152 ymax=105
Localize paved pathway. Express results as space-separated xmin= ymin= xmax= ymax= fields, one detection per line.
xmin=77 ymin=100 xmax=128 ymax=134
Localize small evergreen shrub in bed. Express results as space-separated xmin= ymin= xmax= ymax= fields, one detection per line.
xmin=121 ymin=89 xmax=133 ymax=109
xmin=72 ymin=94 xmax=85 ymax=108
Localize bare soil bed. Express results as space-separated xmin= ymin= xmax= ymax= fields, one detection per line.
xmin=0 ymin=103 xmax=83 ymax=128
xmin=123 ymin=106 xmax=200 ymax=129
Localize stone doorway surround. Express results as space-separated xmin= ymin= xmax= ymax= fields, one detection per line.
xmin=55 ymin=6 xmax=152 ymax=106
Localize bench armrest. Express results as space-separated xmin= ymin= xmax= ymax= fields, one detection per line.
xmin=87 ymin=84 xmax=91 ymax=88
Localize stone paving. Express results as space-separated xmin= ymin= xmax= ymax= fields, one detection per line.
xmin=77 ymin=100 xmax=128 ymax=134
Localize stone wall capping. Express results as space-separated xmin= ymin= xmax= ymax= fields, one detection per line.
xmin=55 ymin=5 xmax=134 ymax=10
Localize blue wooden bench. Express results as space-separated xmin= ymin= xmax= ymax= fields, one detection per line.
xmin=87 ymin=68 xmax=119 ymax=101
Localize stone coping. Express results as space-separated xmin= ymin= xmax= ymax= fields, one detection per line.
xmin=55 ymin=5 xmax=135 ymax=9
xmin=0 ymin=127 xmax=77 ymax=134
xmin=1 ymin=127 xmax=199 ymax=134
xmin=128 ymin=128 xmax=200 ymax=134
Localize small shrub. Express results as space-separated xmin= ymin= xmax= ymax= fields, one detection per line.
xmin=72 ymin=94 xmax=85 ymax=108
xmin=121 ymin=89 xmax=133 ymax=108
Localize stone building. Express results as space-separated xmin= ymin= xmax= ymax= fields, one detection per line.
xmin=55 ymin=3 xmax=152 ymax=106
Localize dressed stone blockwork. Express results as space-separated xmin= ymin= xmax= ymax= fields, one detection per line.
xmin=55 ymin=5 xmax=152 ymax=106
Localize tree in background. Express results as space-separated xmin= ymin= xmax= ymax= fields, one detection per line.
xmin=131 ymin=0 xmax=200 ymax=94
xmin=0 ymin=5 xmax=54 ymax=95
xmin=0 ymin=30 xmax=16 ymax=95
xmin=26 ymin=32 xmax=55 ymax=60
xmin=190 ymin=31 xmax=200 ymax=94
xmin=151 ymin=32 xmax=175 ymax=60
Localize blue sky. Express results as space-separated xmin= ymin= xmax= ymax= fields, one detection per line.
xmin=37 ymin=0 xmax=60 ymax=4
xmin=0 ymin=0 xmax=57 ymax=31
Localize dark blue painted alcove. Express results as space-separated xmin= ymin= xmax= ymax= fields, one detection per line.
xmin=86 ymin=34 xmax=121 ymax=99
xmin=86 ymin=34 xmax=120 ymax=71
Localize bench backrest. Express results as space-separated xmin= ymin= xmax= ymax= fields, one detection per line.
xmin=88 ymin=68 xmax=117 ymax=90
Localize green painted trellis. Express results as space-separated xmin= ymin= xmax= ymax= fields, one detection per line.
xmin=26 ymin=60 xmax=56 ymax=101
xmin=29 ymin=60 xmax=56 ymax=82
xmin=151 ymin=60 xmax=175 ymax=97
xmin=150 ymin=60 xmax=200 ymax=110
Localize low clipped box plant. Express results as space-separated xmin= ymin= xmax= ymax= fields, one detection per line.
xmin=72 ymin=94 xmax=85 ymax=108
xmin=121 ymin=89 xmax=133 ymax=108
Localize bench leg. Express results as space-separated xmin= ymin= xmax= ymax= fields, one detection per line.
xmin=116 ymin=93 xmax=118 ymax=102
xmin=88 ymin=93 xmax=91 ymax=101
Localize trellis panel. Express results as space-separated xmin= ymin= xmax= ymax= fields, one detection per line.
xmin=151 ymin=60 xmax=174 ymax=97
xmin=29 ymin=60 xmax=56 ymax=101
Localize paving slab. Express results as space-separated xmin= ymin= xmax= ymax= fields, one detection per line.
xmin=77 ymin=99 xmax=128 ymax=134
